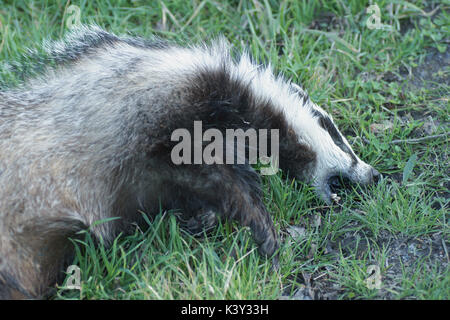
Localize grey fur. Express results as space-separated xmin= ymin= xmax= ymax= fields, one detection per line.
xmin=0 ymin=26 xmax=378 ymax=299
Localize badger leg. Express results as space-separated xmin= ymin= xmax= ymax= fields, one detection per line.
xmin=0 ymin=271 xmax=33 ymax=300
xmin=165 ymin=164 xmax=279 ymax=258
xmin=225 ymin=185 xmax=279 ymax=258
xmin=0 ymin=217 xmax=86 ymax=299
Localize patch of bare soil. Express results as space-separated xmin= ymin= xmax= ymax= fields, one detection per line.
xmin=280 ymin=227 xmax=449 ymax=300
xmin=399 ymin=47 xmax=450 ymax=91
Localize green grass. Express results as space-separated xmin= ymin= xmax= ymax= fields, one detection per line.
xmin=0 ymin=0 xmax=448 ymax=300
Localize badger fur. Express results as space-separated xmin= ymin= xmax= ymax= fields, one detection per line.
xmin=0 ymin=26 xmax=379 ymax=299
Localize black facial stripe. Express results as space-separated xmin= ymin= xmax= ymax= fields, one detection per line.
xmin=293 ymin=87 xmax=310 ymax=104
xmin=316 ymin=114 xmax=358 ymax=166
xmin=310 ymin=108 xmax=322 ymax=118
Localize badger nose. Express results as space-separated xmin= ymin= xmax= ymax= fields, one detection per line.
xmin=371 ymin=168 xmax=381 ymax=183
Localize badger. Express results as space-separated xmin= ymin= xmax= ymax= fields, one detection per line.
xmin=0 ymin=26 xmax=380 ymax=299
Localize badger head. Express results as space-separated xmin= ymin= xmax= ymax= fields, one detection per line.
xmin=287 ymin=84 xmax=380 ymax=204
xmin=308 ymin=104 xmax=380 ymax=204
xmin=208 ymin=47 xmax=379 ymax=204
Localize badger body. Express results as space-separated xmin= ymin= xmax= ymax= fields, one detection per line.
xmin=0 ymin=26 xmax=379 ymax=299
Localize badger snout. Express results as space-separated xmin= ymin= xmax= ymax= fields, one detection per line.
xmin=355 ymin=164 xmax=381 ymax=186
xmin=317 ymin=163 xmax=381 ymax=204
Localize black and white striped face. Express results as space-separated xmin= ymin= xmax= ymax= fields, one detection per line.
xmin=228 ymin=51 xmax=380 ymax=204
xmin=308 ymin=103 xmax=380 ymax=203
xmin=287 ymin=84 xmax=380 ymax=203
